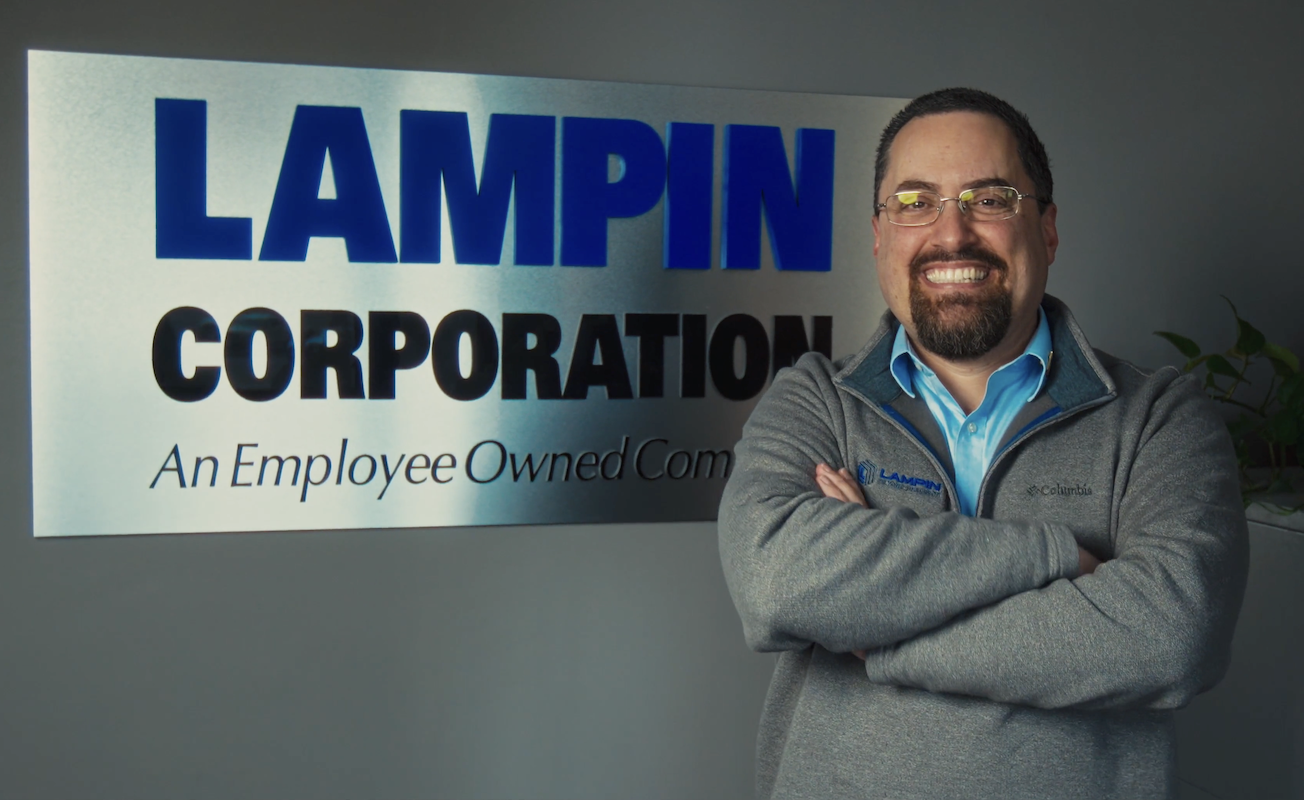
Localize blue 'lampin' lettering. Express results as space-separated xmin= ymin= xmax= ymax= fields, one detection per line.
xmin=561 ymin=117 xmax=667 ymax=267
xmin=400 ymin=111 xmax=554 ymax=265
xmin=663 ymin=122 xmax=714 ymax=269
xmin=154 ymin=99 xmax=836 ymax=269
xmin=155 ymin=98 xmax=253 ymax=259
xmin=880 ymin=468 xmax=942 ymax=493
xmin=721 ymin=125 xmax=835 ymax=271
xmin=260 ymin=105 xmax=397 ymax=262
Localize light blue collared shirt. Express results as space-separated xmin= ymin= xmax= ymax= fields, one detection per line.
xmin=889 ymin=308 xmax=1052 ymax=516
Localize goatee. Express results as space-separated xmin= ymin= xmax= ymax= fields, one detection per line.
xmin=909 ymin=248 xmax=1013 ymax=360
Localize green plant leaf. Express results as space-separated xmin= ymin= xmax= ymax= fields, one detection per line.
xmin=1154 ymin=331 xmax=1201 ymax=359
xmin=1235 ymin=318 xmax=1267 ymax=357
xmin=1220 ymin=296 xmax=1265 ymax=358
xmin=1205 ymin=354 xmax=1241 ymax=379
xmin=1268 ymin=358 xmax=1298 ymax=379
xmin=1184 ymin=354 xmax=1214 ymax=373
xmin=1264 ymin=342 xmax=1300 ymax=375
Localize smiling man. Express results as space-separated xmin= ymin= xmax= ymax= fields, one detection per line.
xmin=719 ymin=88 xmax=1249 ymax=799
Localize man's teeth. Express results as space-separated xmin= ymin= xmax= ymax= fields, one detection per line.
xmin=926 ymin=267 xmax=988 ymax=284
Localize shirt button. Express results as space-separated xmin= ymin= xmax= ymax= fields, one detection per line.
xmin=967 ymin=422 xmax=978 ymax=434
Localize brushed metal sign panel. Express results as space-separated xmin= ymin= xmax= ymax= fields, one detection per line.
xmin=28 ymin=50 xmax=901 ymax=536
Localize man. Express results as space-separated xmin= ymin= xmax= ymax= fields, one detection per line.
xmin=718 ymin=88 xmax=1249 ymax=799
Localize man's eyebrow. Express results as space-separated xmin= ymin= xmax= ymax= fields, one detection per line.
xmin=892 ymin=179 xmax=940 ymax=192
xmin=962 ymin=176 xmax=1016 ymax=190
xmin=890 ymin=177 xmax=1021 ymax=194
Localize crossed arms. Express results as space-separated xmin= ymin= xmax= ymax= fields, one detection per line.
xmin=815 ymin=462 xmax=1101 ymax=660
xmin=717 ymin=363 xmax=1249 ymax=711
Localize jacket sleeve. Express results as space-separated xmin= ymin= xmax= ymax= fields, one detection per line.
xmin=861 ymin=374 xmax=1250 ymax=710
xmin=718 ymin=356 xmax=1082 ymax=655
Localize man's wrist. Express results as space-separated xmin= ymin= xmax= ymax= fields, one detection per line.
xmin=861 ymin=646 xmax=892 ymax=683
xmin=1047 ymin=524 xmax=1083 ymax=580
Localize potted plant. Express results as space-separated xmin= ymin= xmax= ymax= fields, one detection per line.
xmin=1156 ymin=298 xmax=1303 ymax=511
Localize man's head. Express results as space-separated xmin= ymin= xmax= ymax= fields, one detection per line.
xmin=871 ymin=88 xmax=1058 ymax=363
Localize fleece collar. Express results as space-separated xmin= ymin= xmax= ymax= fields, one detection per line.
xmin=834 ymin=294 xmax=1116 ymax=414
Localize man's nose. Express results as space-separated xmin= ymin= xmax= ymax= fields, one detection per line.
xmin=930 ymin=200 xmax=982 ymax=247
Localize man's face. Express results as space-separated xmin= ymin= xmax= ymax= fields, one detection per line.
xmin=872 ymin=111 xmax=1058 ymax=362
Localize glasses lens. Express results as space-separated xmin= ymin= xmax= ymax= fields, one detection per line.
xmin=963 ymin=187 xmax=1021 ymax=219
xmin=885 ymin=191 xmax=941 ymax=225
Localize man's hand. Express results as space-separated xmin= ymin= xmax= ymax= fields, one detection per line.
xmin=815 ymin=463 xmax=867 ymax=507
xmin=1078 ymin=546 xmax=1101 ymax=576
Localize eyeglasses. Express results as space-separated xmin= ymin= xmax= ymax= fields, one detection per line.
xmin=875 ymin=186 xmax=1044 ymax=226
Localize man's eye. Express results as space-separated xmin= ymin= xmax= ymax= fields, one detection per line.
xmin=894 ymin=192 xmax=935 ymax=212
xmin=961 ymin=190 xmax=995 ymax=207
xmin=969 ymin=189 xmax=1017 ymax=211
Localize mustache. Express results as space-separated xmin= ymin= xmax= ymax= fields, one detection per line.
xmin=909 ymin=247 xmax=1008 ymax=276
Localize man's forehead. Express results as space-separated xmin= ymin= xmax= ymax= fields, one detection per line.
xmin=884 ymin=111 xmax=1024 ymax=187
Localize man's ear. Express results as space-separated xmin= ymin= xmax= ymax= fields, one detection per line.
xmin=1040 ymin=203 xmax=1059 ymax=266
xmin=872 ymin=213 xmax=881 ymax=258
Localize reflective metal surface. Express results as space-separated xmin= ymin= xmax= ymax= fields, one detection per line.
xmin=28 ymin=50 xmax=903 ymax=536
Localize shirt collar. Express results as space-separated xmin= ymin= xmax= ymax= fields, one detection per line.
xmin=889 ymin=306 xmax=1053 ymax=402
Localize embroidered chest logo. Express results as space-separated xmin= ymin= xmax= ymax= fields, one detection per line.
xmin=1027 ymin=482 xmax=1094 ymax=497
xmin=858 ymin=460 xmax=943 ymax=496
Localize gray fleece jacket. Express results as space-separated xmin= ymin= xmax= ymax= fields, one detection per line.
xmin=718 ymin=296 xmax=1249 ymax=800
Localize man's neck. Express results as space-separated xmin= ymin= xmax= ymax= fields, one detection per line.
xmin=909 ymin=313 xmax=1039 ymax=416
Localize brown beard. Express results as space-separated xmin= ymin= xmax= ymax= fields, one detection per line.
xmin=908 ymin=248 xmax=1012 ymax=360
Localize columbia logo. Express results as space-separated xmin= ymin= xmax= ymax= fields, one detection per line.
xmin=1027 ymin=482 xmax=1093 ymax=497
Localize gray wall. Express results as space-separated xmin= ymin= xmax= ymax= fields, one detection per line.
xmin=2 ymin=2 xmax=1302 ymax=798
xmin=1179 ymin=516 xmax=1304 ymax=800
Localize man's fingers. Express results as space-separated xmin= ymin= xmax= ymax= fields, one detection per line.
xmin=829 ymin=468 xmax=867 ymax=507
xmin=815 ymin=470 xmax=853 ymax=502
xmin=815 ymin=471 xmax=845 ymax=500
xmin=815 ymin=464 xmax=868 ymax=507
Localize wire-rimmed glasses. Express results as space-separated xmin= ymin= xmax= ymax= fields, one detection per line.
xmin=875 ymin=185 xmax=1043 ymax=226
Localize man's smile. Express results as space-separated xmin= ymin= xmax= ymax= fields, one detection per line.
xmin=908 ymin=246 xmax=1009 ymax=296
xmin=922 ymin=265 xmax=991 ymax=285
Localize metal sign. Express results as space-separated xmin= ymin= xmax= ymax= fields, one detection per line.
xmin=28 ymin=50 xmax=901 ymax=536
